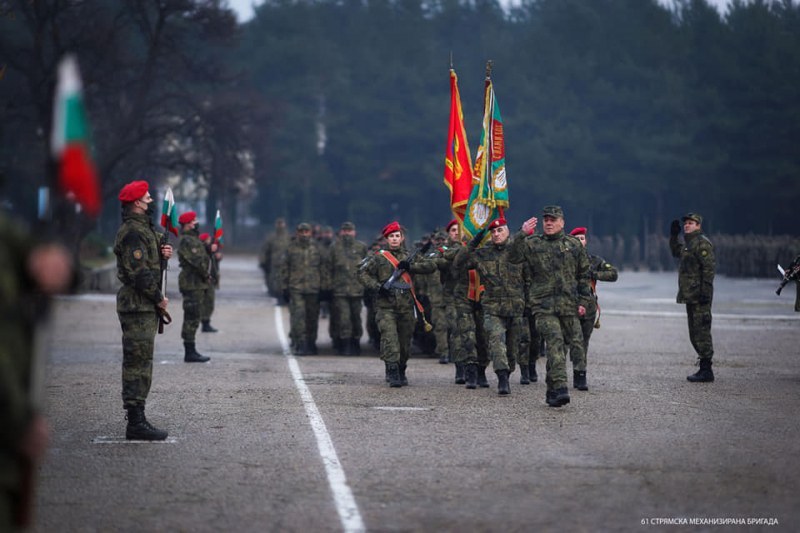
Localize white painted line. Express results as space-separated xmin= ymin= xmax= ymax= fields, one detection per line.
xmin=373 ymin=407 xmax=431 ymax=412
xmin=604 ymin=309 xmax=799 ymax=321
xmin=274 ymin=307 xmax=365 ymax=533
xmin=92 ymin=436 xmax=177 ymax=444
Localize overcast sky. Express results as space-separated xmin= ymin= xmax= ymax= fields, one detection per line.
xmin=227 ymin=0 xmax=733 ymax=23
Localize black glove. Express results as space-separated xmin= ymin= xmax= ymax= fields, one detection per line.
xmin=319 ymin=290 xmax=332 ymax=302
xmin=469 ymin=229 xmax=487 ymax=249
xmin=397 ymin=260 xmax=411 ymax=271
xmin=378 ymin=285 xmax=391 ymax=298
xmin=670 ymin=219 xmax=681 ymax=237
xmin=282 ymin=289 xmax=290 ymax=303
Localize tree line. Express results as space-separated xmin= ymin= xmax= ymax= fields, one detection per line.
xmin=1 ymin=0 xmax=798 ymax=271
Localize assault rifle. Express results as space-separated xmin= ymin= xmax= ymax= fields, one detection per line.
xmin=776 ymin=258 xmax=800 ymax=296
xmin=381 ymin=240 xmax=433 ymax=291
xmin=157 ymin=232 xmax=173 ymax=333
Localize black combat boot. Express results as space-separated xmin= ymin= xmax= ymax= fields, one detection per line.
xmin=573 ymin=370 xmax=588 ymax=391
xmin=398 ymin=362 xmax=409 ymax=386
xmin=497 ymin=370 xmax=511 ymax=395
xmin=520 ymin=364 xmax=531 ymax=385
xmin=293 ymin=340 xmax=309 ymax=356
xmin=438 ymin=353 xmax=450 ymax=364
xmin=464 ymin=363 xmax=478 ymax=389
xmin=184 ymin=342 xmax=210 ymax=363
xmin=387 ymin=363 xmax=402 ymax=388
xmin=308 ymin=340 xmax=318 ymax=355
xmin=687 ymin=359 xmax=714 ymax=382
xmin=454 ymin=363 xmax=465 ymax=384
xmin=350 ymin=338 xmax=361 ymax=356
xmin=545 ymin=387 xmax=570 ymax=407
xmin=125 ymin=406 xmax=168 ymax=441
xmin=384 ymin=362 xmax=390 ymax=382
xmin=530 ymin=362 xmax=538 ymax=382
xmin=477 ymin=366 xmax=490 ymax=388
xmin=201 ymin=320 xmax=218 ymax=333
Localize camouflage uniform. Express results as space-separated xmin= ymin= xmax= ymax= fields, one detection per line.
xmin=329 ymin=231 xmax=368 ymax=353
xmin=357 ymin=244 xmax=436 ymax=381
xmin=424 ymin=241 xmax=450 ymax=362
xmin=259 ymin=221 xmax=290 ymax=302
xmin=179 ymin=226 xmax=210 ymax=344
xmin=200 ymin=240 xmax=221 ymax=329
xmin=114 ymin=211 xmax=166 ymax=408
xmin=569 ymin=254 xmax=618 ymax=372
xmin=281 ymin=230 xmax=327 ymax=354
xmin=508 ymin=223 xmax=592 ymax=399
xmin=670 ymin=222 xmax=715 ymax=363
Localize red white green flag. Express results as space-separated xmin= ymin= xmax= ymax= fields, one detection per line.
xmin=214 ymin=209 xmax=224 ymax=244
xmin=443 ymin=69 xmax=474 ymax=231
xmin=160 ymin=188 xmax=179 ymax=236
xmin=50 ymin=54 xmax=102 ymax=218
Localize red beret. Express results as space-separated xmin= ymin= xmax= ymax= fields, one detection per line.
xmin=487 ymin=218 xmax=507 ymax=230
xmin=199 ymin=232 xmax=210 ymax=241
xmin=446 ymin=219 xmax=459 ymax=231
xmin=118 ymin=180 xmax=149 ymax=203
xmin=382 ymin=221 xmax=402 ymax=237
xmin=178 ymin=211 xmax=197 ymax=225
xmin=569 ymin=227 xmax=587 ymax=236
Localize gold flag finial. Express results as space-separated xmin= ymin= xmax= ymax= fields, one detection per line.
xmin=485 ymin=60 xmax=493 ymax=78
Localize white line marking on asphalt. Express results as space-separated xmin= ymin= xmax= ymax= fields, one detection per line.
xmin=604 ymin=310 xmax=799 ymax=321
xmin=274 ymin=306 xmax=366 ymax=533
xmin=92 ymin=436 xmax=178 ymax=444
xmin=373 ymin=407 xmax=431 ymax=412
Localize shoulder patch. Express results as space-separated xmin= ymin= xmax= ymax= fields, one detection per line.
xmin=701 ymin=250 xmax=708 ymax=257
xmin=132 ymin=249 xmax=143 ymax=260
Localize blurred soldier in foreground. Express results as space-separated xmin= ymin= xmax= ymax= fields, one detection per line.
xmin=670 ymin=213 xmax=715 ymax=382
xmin=199 ymin=232 xmax=221 ymax=333
xmin=178 ymin=211 xmax=211 ymax=363
xmin=1 ymin=211 xmax=73 ymax=528
xmin=568 ymin=227 xmax=618 ymax=390
xmin=259 ymin=218 xmax=289 ymax=304
xmin=329 ymin=221 xmax=368 ymax=354
xmin=509 ymin=206 xmax=591 ymax=407
xmin=358 ymin=221 xmax=436 ymax=387
xmin=114 ymin=180 xmax=173 ymax=439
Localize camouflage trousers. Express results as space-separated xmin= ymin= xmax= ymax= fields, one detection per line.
xmin=119 ymin=311 xmax=158 ymax=408
xmin=686 ymin=303 xmax=713 ymax=360
xmin=200 ymin=286 xmax=215 ymax=322
xmin=482 ymin=313 xmax=526 ymax=373
xmin=181 ymin=289 xmax=203 ymax=342
xmin=364 ymin=293 xmax=379 ymax=346
xmin=333 ymin=295 xmax=363 ymax=340
xmin=289 ymin=291 xmax=320 ymax=345
xmin=527 ymin=315 xmax=542 ymax=363
xmin=430 ymin=304 xmax=449 ymax=358
xmin=568 ymin=312 xmax=596 ymax=371
xmin=376 ymin=304 xmax=416 ymax=365
xmin=534 ymin=313 xmax=583 ymax=390
xmin=449 ymin=302 xmax=488 ymax=366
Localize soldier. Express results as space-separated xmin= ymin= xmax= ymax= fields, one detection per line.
xmin=567 ymin=227 xmax=618 ymax=390
xmin=795 ymin=255 xmax=800 ymax=313
xmin=329 ymin=221 xmax=368 ymax=355
xmin=363 ymin=237 xmax=385 ymax=352
xmin=454 ymin=218 xmax=526 ymax=395
xmin=508 ymin=206 xmax=592 ymax=407
xmin=114 ymin=180 xmax=173 ymax=439
xmin=198 ymin=232 xmax=222 ymax=333
xmin=426 ymin=231 xmax=451 ymax=364
xmin=670 ymin=213 xmax=715 ymax=382
xmin=259 ymin=218 xmax=289 ymax=304
xmin=1 ymin=212 xmax=73 ymax=528
xmin=281 ymin=222 xmax=327 ymax=355
xmin=178 ymin=211 xmax=211 ymax=363
xmin=357 ymin=221 xmax=436 ymax=387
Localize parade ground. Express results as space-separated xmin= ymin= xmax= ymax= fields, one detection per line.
xmin=33 ymin=255 xmax=799 ymax=532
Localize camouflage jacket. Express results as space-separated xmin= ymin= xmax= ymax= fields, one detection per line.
xmin=114 ymin=212 xmax=165 ymax=313
xmin=259 ymin=229 xmax=289 ymax=273
xmin=281 ymin=237 xmax=327 ymax=293
xmin=585 ymin=253 xmax=618 ymax=315
xmin=179 ymin=228 xmax=210 ymax=292
xmin=434 ymin=241 xmax=461 ymax=306
xmin=357 ymin=246 xmax=437 ymax=310
xmin=508 ymin=230 xmax=592 ymax=316
xmin=415 ymin=247 xmax=446 ymax=307
xmin=329 ymin=236 xmax=368 ymax=297
xmin=670 ymin=230 xmax=714 ymax=304
xmin=454 ymin=237 xmax=525 ymax=317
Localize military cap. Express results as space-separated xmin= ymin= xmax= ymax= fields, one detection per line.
xmin=178 ymin=211 xmax=197 ymax=225
xmin=542 ymin=205 xmax=564 ymax=218
xmin=118 ymin=180 xmax=149 ymax=203
xmin=569 ymin=227 xmax=587 ymax=236
xmin=340 ymin=221 xmax=356 ymax=231
xmin=199 ymin=232 xmax=210 ymax=241
xmin=681 ymin=212 xmax=703 ymax=224
xmin=487 ymin=217 xmax=508 ymax=230
xmin=446 ymin=219 xmax=459 ymax=231
xmin=297 ymin=222 xmax=312 ymax=231
xmin=382 ymin=221 xmax=402 ymax=237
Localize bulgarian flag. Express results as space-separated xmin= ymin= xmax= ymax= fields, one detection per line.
xmin=464 ymin=68 xmax=508 ymax=241
xmin=50 ymin=54 xmax=102 ymax=218
xmin=214 ymin=209 xmax=224 ymax=244
xmin=443 ymin=69 xmax=474 ymax=230
xmin=160 ymin=188 xmax=179 ymax=236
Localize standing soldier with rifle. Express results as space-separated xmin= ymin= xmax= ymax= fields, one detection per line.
xmin=358 ymin=221 xmax=436 ymax=387
xmin=199 ymin=232 xmax=222 ymax=333
xmin=178 ymin=211 xmax=211 ymax=363
xmin=775 ymin=255 xmax=800 ymax=312
xmin=114 ymin=180 xmax=173 ymax=439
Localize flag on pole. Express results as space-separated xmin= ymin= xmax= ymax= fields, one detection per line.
xmin=214 ymin=209 xmax=224 ymax=244
xmin=464 ymin=68 xmax=508 ymax=240
xmin=160 ymin=188 xmax=179 ymax=236
xmin=443 ymin=69 xmax=475 ymax=229
xmin=50 ymin=54 xmax=102 ymax=218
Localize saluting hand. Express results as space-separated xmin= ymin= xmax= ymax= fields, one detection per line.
xmin=522 ymin=216 xmax=538 ymax=235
